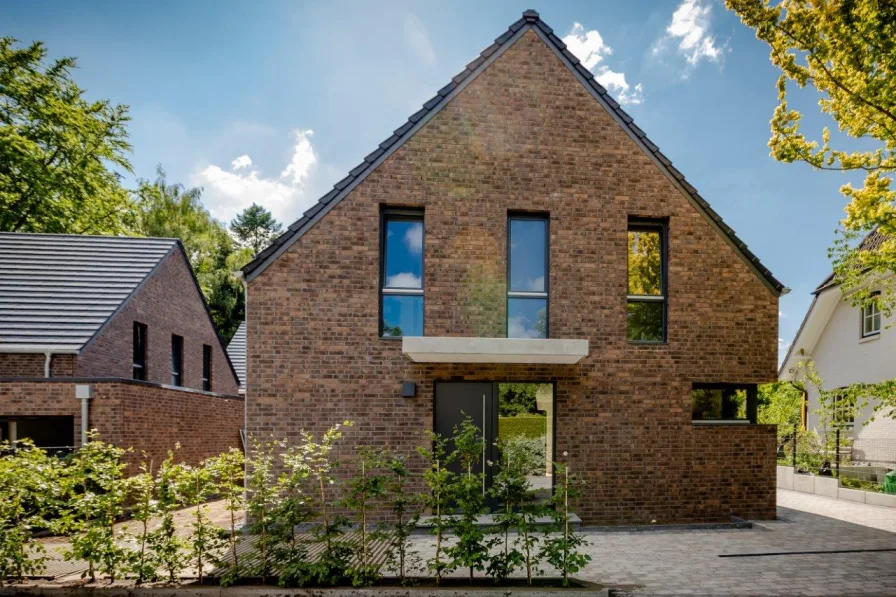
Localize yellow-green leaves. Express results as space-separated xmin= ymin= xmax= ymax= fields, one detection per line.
xmin=727 ymin=0 xmax=896 ymax=310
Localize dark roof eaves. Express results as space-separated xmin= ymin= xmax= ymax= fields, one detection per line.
xmin=242 ymin=22 xmax=532 ymax=282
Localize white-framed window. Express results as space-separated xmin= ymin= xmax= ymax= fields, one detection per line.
xmin=862 ymin=293 xmax=881 ymax=338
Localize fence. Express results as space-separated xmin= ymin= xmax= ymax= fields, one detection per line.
xmin=776 ymin=424 xmax=896 ymax=490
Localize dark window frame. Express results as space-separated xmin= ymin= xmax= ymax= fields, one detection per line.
xmin=691 ymin=382 xmax=758 ymax=424
xmin=379 ymin=207 xmax=425 ymax=339
xmin=132 ymin=322 xmax=148 ymax=381
xmin=626 ymin=217 xmax=668 ymax=344
xmin=171 ymin=334 xmax=184 ymax=387
xmin=202 ymin=344 xmax=212 ymax=392
xmin=506 ymin=212 xmax=550 ymax=339
xmin=861 ymin=291 xmax=882 ymax=338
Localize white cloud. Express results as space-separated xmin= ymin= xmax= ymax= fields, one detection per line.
xmin=404 ymin=222 xmax=423 ymax=254
xmin=657 ymin=0 xmax=723 ymax=66
xmin=522 ymin=276 xmax=545 ymax=292
xmin=508 ymin=315 xmax=540 ymax=339
xmin=404 ymin=13 xmax=436 ymax=68
xmin=562 ymin=23 xmax=644 ymax=106
xmin=386 ymin=272 xmax=422 ymax=288
xmin=231 ymin=155 xmax=252 ymax=170
xmin=193 ymin=129 xmax=318 ymax=224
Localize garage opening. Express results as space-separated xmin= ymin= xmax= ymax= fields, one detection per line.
xmin=0 ymin=416 xmax=75 ymax=455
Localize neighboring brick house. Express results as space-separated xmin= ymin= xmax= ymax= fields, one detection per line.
xmin=0 ymin=233 xmax=243 ymax=470
xmin=242 ymin=11 xmax=784 ymax=525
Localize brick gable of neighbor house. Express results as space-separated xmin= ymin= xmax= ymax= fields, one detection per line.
xmin=247 ymin=26 xmax=777 ymax=524
xmin=77 ymin=248 xmax=239 ymax=395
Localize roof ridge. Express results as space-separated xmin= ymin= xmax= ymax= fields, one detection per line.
xmin=243 ymin=9 xmax=784 ymax=295
xmin=0 ymin=232 xmax=179 ymax=242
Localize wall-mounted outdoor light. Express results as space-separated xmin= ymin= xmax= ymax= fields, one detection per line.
xmin=402 ymin=382 xmax=417 ymax=398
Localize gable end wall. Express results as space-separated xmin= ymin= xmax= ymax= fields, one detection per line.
xmin=247 ymin=30 xmax=778 ymax=524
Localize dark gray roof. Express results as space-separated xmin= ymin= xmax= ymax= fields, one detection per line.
xmin=243 ymin=9 xmax=784 ymax=295
xmin=226 ymin=321 xmax=246 ymax=390
xmin=814 ymin=228 xmax=885 ymax=293
xmin=0 ymin=233 xmax=177 ymax=352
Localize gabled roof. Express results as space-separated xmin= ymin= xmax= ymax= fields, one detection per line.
xmin=0 ymin=233 xmax=178 ymax=352
xmin=243 ymin=9 xmax=785 ymax=295
xmin=814 ymin=229 xmax=885 ymax=294
xmin=226 ymin=321 xmax=246 ymax=391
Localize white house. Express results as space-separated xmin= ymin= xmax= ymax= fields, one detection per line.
xmin=780 ymin=249 xmax=896 ymax=468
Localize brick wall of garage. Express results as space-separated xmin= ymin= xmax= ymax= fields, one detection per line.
xmin=246 ymin=29 xmax=779 ymax=524
xmin=0 ymin=379 xmax=243 ymax=472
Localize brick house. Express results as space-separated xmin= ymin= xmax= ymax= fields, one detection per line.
xmin=241 ymin=11 xmax=784 ymax=525
xmin=0 ymin=233 xmax=243 ymax=470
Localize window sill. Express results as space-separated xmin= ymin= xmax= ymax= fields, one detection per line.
xmin=692 ymin=420 xmax=752 ymax=426
xmin=859 ymin=333 xmax=880 ymax=344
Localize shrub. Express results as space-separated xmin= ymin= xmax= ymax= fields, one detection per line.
xmin=0 ymin=440 xmax=64 ymax=581
xmin=60 ymin=432 xmax=130 ymax=582
xmin=497 ymin=415 xmax=546 ymax=440
xmin=501 ymin=435 xmax=546 ymax=476
xmin=416 ymin=430 xmax=455 ymax=585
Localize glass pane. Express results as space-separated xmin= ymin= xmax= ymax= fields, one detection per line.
xmin=497 ymin=383 xmax=553 ymax=501
xmin=626 ymin=300 xmax=664 ymax=342
xmin=509 ymin=218 xmax=547 ymax=292
xmin=382 ymin=295 xmax=423 ymax=337
xmin=628 ymin=229 xmax=662 ymax=295
xmin=508 ymin=297 xmax=547 ymax=338
xmin=692 ymin=388 xmax=747 ymax=421
xmin=384 ymin=218 xmax=423 ymax=289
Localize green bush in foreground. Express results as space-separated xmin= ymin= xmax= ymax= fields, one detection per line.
xmin=0 ymin=424 xmax=592 ymax=587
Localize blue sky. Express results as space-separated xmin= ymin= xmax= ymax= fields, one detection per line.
xmin=3 ymin=0 xmax=863 ymax=360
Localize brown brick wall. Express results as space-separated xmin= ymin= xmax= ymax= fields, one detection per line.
xmin=247 ymin=30 xmax=778 ymax=524
xmin=0 ymin=354 xmax=75 ymax=377
xmin=77 ymin=249 xmax=239 ymax=395
xmin=0 ymin=379 xmax=243 ymax=472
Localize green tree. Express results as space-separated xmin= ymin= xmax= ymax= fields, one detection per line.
xmin=758 ymin=381 xmax=805 ymax=427
xmin=230 ymin=203 xmax=282 ymax=255
xmin=134 ymin=167 xmax=248 ymax=340
xmin=0 ymin=38 xmax=134 ymax=234
xmin=726 ymin=0 xmax=896 ymax=314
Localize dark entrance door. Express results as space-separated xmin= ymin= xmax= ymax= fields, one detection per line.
xmin=434 ymin=382 xmax=498 ymax=491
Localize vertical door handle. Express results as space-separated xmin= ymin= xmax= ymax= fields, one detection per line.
xmin=482 ymin=394 xmax=487 ymax=495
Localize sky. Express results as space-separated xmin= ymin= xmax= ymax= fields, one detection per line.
xmin=3 ymin=0 xmax=866 ymax=362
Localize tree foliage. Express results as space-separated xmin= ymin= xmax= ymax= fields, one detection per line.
xmin=0 ymin=37 xmax=134 ymax=234
xmin=134 ymin=167 xmax=249 ymax=341
xmin=727 ymin=0 xmax=896 ymax=312
xmin=230 ymin=203 xmax=282 ymax=255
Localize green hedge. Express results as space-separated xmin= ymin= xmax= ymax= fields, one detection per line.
xmin=498 ymin=415 xmax=546 ymax=441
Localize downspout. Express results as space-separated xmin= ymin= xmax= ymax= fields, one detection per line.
xmin=75 ymin=385 xmax=93 ymax=447
xmin=44 ymin=351 xmax=52 ymax=378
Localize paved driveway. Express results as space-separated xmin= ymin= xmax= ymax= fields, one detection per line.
xmin=586 ymin=490 xmax=896 ymax=595
xmin=409 ymin=489 xmax=896 ymax=595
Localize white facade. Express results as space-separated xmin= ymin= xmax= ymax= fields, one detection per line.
xmin=780 ymin=285 xmax=896 ymax=467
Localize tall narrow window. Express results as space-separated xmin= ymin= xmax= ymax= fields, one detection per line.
xmin=380 ymin=209 xmax=424 ymax=337
xmin=627 ymin=219 xmax=666 ymax=342
xmin=132 ymin=322 xmax=147 ymax=381
xmin=508 ymin=214 xmax=548 ymax=338
xmin=202 ymin=344 xmax=212 ymax=391
xmin=861 ymin=292 xmax=881 ymax=337
xmin=171 ymin=334 xmax=184 ymax=386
